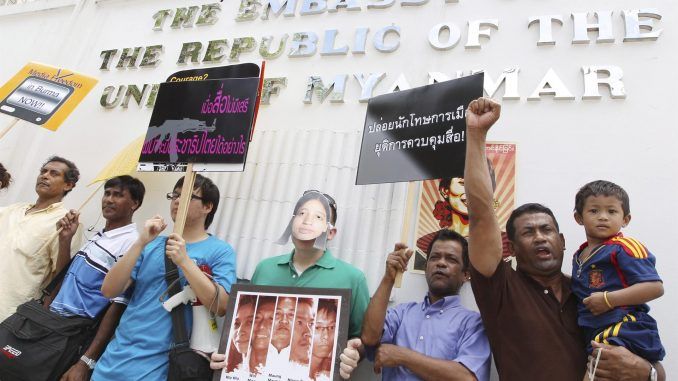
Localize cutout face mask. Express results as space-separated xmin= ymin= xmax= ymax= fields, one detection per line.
xmin=276 ymin=191 xmax=333 ymax=250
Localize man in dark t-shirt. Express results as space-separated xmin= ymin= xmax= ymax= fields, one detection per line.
xmin=463 ymin=97 xmax=665 ymax=381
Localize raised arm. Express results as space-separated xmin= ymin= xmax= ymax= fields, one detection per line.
xmin=464 ymin=97 xmax=503 ymax=277
xmin=102 ymin=216 xmax=166 ymax=298
xmin=361 ymin=243 xmax=412 ymax=346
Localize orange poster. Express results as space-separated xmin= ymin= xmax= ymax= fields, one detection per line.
xmin=0 ymin=62 xmax=98 ymax=131
xmin=411 ymin=142 xmax=516 ymax=273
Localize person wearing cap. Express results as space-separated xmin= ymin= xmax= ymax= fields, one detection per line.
xmin=211 ymin=190 xmax=370 ymax=378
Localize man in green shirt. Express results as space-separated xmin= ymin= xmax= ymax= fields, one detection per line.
xmin=211 ymin=191 xmax=370 ymax=378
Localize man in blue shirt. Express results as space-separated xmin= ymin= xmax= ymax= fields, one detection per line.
xmin=342 ymin=229 xmax=491 ymax=381
xmin=46 ymin=175 xmax=145 ymax=381
xmin=93 ymin=174 xmax=236 ymax=381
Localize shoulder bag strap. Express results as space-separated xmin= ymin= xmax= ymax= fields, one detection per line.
xmin=165 ymin=248 xmax=190 ymax=346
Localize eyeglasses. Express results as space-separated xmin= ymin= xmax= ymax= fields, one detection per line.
xmin=166 ymin=192 xmax=204 ymax=201
xmin=315 ymin=324 xmax=336 ymax=334
xmin=303 ymin=190 xmax=337 ymax=212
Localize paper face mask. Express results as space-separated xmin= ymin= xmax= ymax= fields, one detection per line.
xmin=276 ymin=191 xmax=332 ymax=250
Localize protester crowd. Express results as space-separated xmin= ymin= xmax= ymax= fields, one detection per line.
xmin=0 ymin=97 xmax=665 ymax=381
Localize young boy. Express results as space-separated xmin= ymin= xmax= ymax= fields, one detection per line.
xmin=571 ymin=180 xmax=664 ymax=378
xmin=210 ymin=190 xmax=370 ymax=379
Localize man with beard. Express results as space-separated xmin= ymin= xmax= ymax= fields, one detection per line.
xmin=309 ymin=299 xmax=338 ymax=380
xmin=340 ymin=229 xmax=491 ymax=381
xmin=248 ymin=296 xmax=276 ymax=374
xmin=0 ymin=156 xmax=82 ymax=321
xmin=463 ymin=97 xmax=665 ymax=381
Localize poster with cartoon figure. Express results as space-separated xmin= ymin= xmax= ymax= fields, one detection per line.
xmin=215 ymin=285 xmax=350 ymax=381
xmin=412 ymin=142 xmax=516 ymax=273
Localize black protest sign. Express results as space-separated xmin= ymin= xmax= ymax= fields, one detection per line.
xmin=356 ymin=73 xmax=484 ymax=185
xmin=139 ymin=77 xmax=259 ymax=165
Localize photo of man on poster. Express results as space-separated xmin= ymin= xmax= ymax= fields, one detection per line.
xmin=249 ymin=296 xmax=276 ymax=374
xmin=310 ymin=299 xmax=338 ymax=381
xmin=214 ymin=288 xmax=348 ymax=381
xmin=226 ymin=294 xmax=257 ymax=373
xmin=268 ymin=296 xmax=297 ymax=362
xmin=290 ymin=298 xmax=315 ymax=368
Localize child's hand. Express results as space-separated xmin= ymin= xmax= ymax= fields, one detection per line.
xmin=583 ymin=292 xmax=612 ymax=315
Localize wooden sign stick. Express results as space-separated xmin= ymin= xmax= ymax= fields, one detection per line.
xmin=0 ymin=117 xmax=18 ymax=141
xmin=172 ymin=163 xmax=196 ymax=236
xmin=394 ymin=181 xmax=417 ymax=288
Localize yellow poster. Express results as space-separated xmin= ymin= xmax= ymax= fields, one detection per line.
xmin=89 ymin=135 xmax=145 ymax=185
xmin=0 ymin=62 xmax=98 ymax=131
xmin=411 ymin=142 xmax=517 ymax=273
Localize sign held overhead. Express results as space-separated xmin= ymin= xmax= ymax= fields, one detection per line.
xmin=356 ymin=72 xmax=484 ymax=185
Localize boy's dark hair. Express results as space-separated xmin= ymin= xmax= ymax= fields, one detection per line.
xmin=174 ymin=174 xmax=220 ymax=229
xmin=0 ymin=163 xmax=11 ymax=190
xmin=296 ymin=297 xmax=315 ymax=312
xmin=316 ymin=298 xmax=338 ymax=317
xmin=43 ymin=156 xmax=79 ymax=195
xmin=506 ymin=203 xmax=560 ymax=241
xmin=238 ymin=294 xmax=257 ymax=309
xmin=574 ymin=180 xmax=630 ymax=216
xmin=104 ymin=175 xmax=146 ymax=210
xmin=426 ymin=229 xmax=470 ymax=271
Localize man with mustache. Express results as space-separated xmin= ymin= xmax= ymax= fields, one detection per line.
xmin=0 ymin=156 xmax=82 ymax=322
xmin=341 ymin=229 xmax=491 ymax=381
xmin=463 ymin=97 xmax=665 ymax=380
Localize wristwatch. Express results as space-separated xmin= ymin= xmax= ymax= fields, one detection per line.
xmin=648 ymin=364 xmax=657 ymax=381
xmin=80 ymin=355 xmax=96 ymax=370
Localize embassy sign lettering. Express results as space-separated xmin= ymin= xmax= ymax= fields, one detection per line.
xmin=97 ymin=2 xmax=664 ymax=109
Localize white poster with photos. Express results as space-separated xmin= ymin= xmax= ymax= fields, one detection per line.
xmin=215 ymin=285 xmax=350 ymax=381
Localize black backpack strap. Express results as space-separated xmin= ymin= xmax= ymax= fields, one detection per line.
xmin=40 ymin=255 xmax=77 ymax=303
xmin=164 ymin=244 xmax=190 ymax=347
